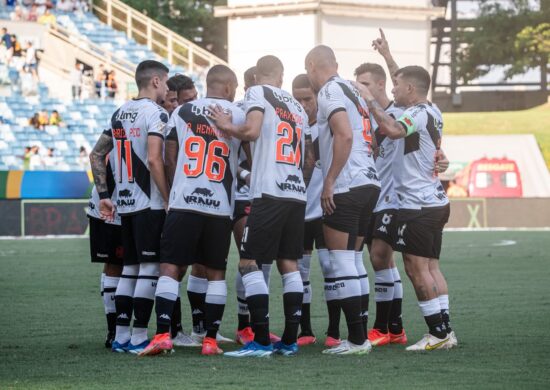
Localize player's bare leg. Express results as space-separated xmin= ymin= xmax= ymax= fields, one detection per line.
xmin=403 ymin=253 xmax=451 ymax=351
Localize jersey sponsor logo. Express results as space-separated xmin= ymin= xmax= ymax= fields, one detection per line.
xmin=119 ymin=189 xmax=133 ymax=197
xmin=183 ymin=187 xmax=220 ymax=209
xmin=271 ymin=90 xmax=303 ymax=113
xmin=117 ymin=189 xmax=136 ymax=207
xmin=117 ymin=110 xmax=138 ymax=123
xmin=88 ymin=201 xmax=95 ymax=210
xmin=365 ymin=167 xmax=379 ymax=181
xmin=276 ymin=174 xmax=306 ymax=194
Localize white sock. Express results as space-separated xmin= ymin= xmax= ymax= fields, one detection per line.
xmin=299 ymin=254 xmax=312 ymax=304
xmin=418 ymin=298 xmax=441 ymax=317
xmin=439 ymin=294 xmax=449 ymax=312
xmin=100 ymin=272 xmax=105 ymax=297
xmin=391 ymin=267 xmax=403 ymax=300
xmin=103 ymin=276 xmax=119 ymax=314
xmin=331 ymin=250 xmax=361 ymax=300
xmin=354 ymin=251 xmax=370 ymax=296
xmin=243 ymin=271 xmax=269 ymax=298
xmin=235 ymin=270 xmax=249 ymax=316
xmin=374 ymin=269 xmax=394 ymax=302
xmin=156 ymin=275 xmax=179 ymax=301
xmin=131 ymin=262 xmax=159 ymax=345
xmin=115 ymin=264 xmax=138 ymax=344
xmin=187 ymin=275 xmax=208 ymax=294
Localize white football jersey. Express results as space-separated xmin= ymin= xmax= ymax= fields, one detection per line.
xmin=107 ymin=98 xmax=169 ymax=215
xmin=316 ymin=76 xmax=380 ymax=194
xmin=87 ymin=153 xmax=121 ymax=225
xmin=167 ymin=98 xmax=245 ymax=217
xmin=305 ymin=122 xmax=323 ymax=221
xmin=373 ymin=101 xmax=404 ymax=213
xmin=245 ymin=85 xmax=309 ymax=203
xmin=393 ymin=102 xmax=449 ymax=210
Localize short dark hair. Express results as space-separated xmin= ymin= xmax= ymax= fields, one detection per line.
xmin=395 ymin=65 xmax=431 ymax=94
xmin=256 ymin=55 xmax=284 ymax=78
xmin=167 ymin=74 xmax=195 ymax=92
xmin=354 ymin=63 xmax=386 ymax=81
xmin=292 ymin=74 xmax=312 ymax=90
xmin=244 ymin=66 xmax=257 ymax=88
xmin=135 ymin=60 xmax=169 ymax=89
xmin=206 ymin=65 xmax=237 ymax=87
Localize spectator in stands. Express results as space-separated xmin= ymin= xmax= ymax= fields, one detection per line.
xmin=38 ymin=8 xmax=57 ymax=26
xmin=49 ymin=110 xmax=65 ymax=127
xmin=447 ymin=179 xmax=468 ymax=197
xmin=29 ymin=113 xmax=44 ymax=130
xmin=11 ymin=35 xmax=22 ymax=59
xmin=38 ymin=110 xmax=49 ymax=127
xmin=71 ymin=62 xmax=83 ymax=101
xmin=9 ymin=6 xmax=26 ymax=21
xmin=57 ymin=0 xmax=75 ymax=12
xmin=22 ymin=146 xmax=32 ymax=170
xmin=27 ymin=4 xmax=39 ymax=22
xmin=77 ymin=146 xmax=89 ymax=170
xmin=1 ymin=27 xmax=12 ymax=64
xmin=24 ymin=41 xmax=38 ymax=81
xmin=74 ymin=0 xmax=90 ymax=13
xmin=106 ymin=70 xmax=117 ymax=99
xmin=43 ymin=147 xmax=57 ymax=169
xmin=95 ymin=64 xmax=106 ymax=98
xmin=29 ymin=145 xmax=43 ymax=170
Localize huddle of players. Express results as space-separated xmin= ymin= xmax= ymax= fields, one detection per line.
xmin=89 ymin=30 xmax=457 ymax=357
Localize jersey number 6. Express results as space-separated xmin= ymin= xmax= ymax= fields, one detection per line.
xmin=183 ymin=136 xmax=229 ymax=182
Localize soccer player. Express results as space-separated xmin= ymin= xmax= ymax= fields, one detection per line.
xmin=354 ymin=65 xmax=455 ymax=351
xmin=370 ymin=29 xmax=455 ymax=348
xmin=162 ymin=75 xmax=182 ymax=114
xmin=89 ymin=60 xmax=170 ymax=354
xmin=173 ymin=74 xmax=198 ymax=104
xmin=139 ymin=64 xmax=246 ymax=356
xmin=305 ymin=45 xmax=380 ymax=355
xmin=87 ymin=153 xmax=123 ymax=348
xmin=209 ymin=55 xmax=315 ymax=357
xmin=233 ymin=66 xmax=277 ymax=345
xmin=291 ymin=74 xmax=326 ymax=347
xmin=354 ymin=62 xmax=407 ymax=347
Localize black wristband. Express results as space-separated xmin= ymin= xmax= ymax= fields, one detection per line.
xmin=98 ymin=191 xmax=110 ymax=200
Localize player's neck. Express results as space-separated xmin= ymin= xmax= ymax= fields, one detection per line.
xmin=137 ymin=89 xmax=158 ymax=103
xmin=407 ymin=96 xmax=428 ymax=108
xmin=376 ymin=94 xmax=391 ymax=109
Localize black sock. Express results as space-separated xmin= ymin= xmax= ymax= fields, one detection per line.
xmin=155 ymin=296 xmax=176 ymax=335
xmin=389 ymin=298 xmax=403 ymax=334
xmin=374 ymin=300 xmax=392 ymax=333
xmin=340 ymin=296 xmax=365 ymax=345
xmin=133 ymin=297 xmax=155 ymax=330
xmin=115 ymin=295 xmax=133 ymax=328
xmin=187 ymin=290 xmax=206 ymax=334
xmin=170 ymin=297 xmax=182 ymax=338
xmin=360 ymin=293 xmax=369 ymax=338
xmin=282 ymin=292 xmax=303 ymax=345
xmin=106 ymin=312 xmax=117 ymax=334
xmin=326 ymin=300 xmax=341 ymax=339
xmin=238 ymin=315 xmax=250 ymax=331
xmin=441 ymin=309 xmax=452 ymax=333
xmin=247 ymin=294 xmax=270 ymax=346
xmin=424 ymin=312 xmax=447 ymax=339
xmin=205 ymin=302 xmax=225 ymax=339
xmin=299 ymin=303 xmax=313 ymax=336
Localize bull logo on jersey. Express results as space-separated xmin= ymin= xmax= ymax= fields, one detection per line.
xmin=184 ymin=187 xmax=220 ymax=209
xmin=366 ymin=167 xmax=379 ymax=181
xmin=192 ymin=187 xmax=214 ymax=197
xmin=118 ymin=189 xmax=133 ymax=198
xmin=276 ymin=175 xmax=306 ymax=194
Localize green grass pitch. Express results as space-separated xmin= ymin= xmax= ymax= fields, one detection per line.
xmin=1 ymin=231 xmax=549 ymax=389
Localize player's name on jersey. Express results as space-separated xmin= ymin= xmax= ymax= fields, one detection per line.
xmin=274 ymin=107 xmax=304 ymax=126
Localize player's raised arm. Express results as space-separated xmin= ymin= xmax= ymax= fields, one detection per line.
xmin=164 ymin=125 xmax=179 ymax=189
xmin=352 ymin=81 xmax=406 ymax=139
xmin=373 ymin=29 xmax=399 ymax=86
xmin=90 ymin=129 xmax=115 ymax=221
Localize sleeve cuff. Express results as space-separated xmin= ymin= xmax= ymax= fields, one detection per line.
xmin=327 ymin=107 xmax=346 ymax=123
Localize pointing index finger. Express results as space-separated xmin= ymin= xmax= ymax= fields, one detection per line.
xmin=379 ymin=28 xmax=386 ymax=40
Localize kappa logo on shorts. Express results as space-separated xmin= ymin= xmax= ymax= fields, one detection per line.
xmin=377 ymin=225 xmax=388 ymax=234
xmin=397 ymin=223 xmax=406 ymax=245
xmin=96 ymin=253 xmax=109 ymax=258
xmin=184 ymin=187 xmax=220 ymax=209
xmin=276 ymin=175 xmax=306 ymax=194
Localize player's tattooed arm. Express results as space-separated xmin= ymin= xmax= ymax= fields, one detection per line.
xmin=372 ymin=28 xmax=399 ymax=86
xmin=302 ymin=134 xmax=315 ymax=187
xmin=90 ymin=132 xmax=114 ymax=194
xmin=164 ymin=127 xmax=179 ymax=189
xmin=352 ymin=81 xmax=406 ymax=140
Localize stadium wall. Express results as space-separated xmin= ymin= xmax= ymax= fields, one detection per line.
xmin=0 ymin=198 xmax=549 ymax=237
xmin=434 ymin=91 xmax=549 ymax=112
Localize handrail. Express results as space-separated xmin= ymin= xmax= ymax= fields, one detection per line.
xmin=91 ymin=0 xmax=228 ymax=74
